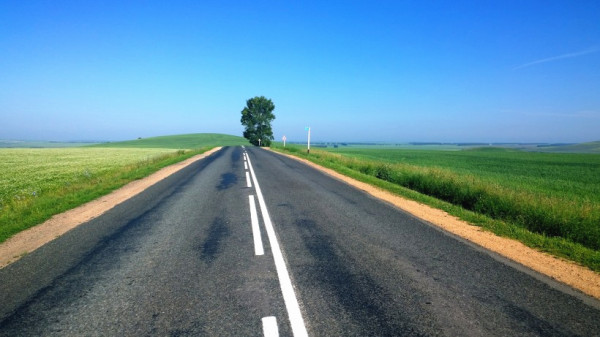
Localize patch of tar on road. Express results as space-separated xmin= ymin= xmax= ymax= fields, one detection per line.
xmin=502 ymin=302 xmax=570 ymax=336
xmin=200 ymin=217 xmax=230 ymax=264
xmin=269 ymin=152 xmax=300 ymax=170
xmin=216 ymin=173 xmax=237 ymax=190
xmin=328 ymin=189 xmax=358 ymax=206
xmin=295 ymin=218 xmax=430 ymax=336
xmin=230 ymin=147 xmax=241 ymax=163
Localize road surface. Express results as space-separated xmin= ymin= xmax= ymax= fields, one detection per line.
xmin=1 ymin=146 xmax=599 ymax=336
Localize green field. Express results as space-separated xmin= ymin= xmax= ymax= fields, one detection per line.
xmin=272 ymin=144 xmax=600 ymax=271
xmin=0 ymin=133 xmax=247 ymax=243
xmin=0 ymin=140 xmax=99 ymax=148
xmin=288 ymin=140 xmax=600 ymax=153
xmin=328 ymin=147 xmax=600 ymax=205
xmin=92 ymin=133 xmax=248 ymax=149
xmin=535 ymin=141 xmax=600 ymax=153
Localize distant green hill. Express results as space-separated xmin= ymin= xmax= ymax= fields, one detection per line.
xmin=92 ymin=133 xmax=249 ymax=149
xmin=537 ymin=141 xmax=600 ymax=153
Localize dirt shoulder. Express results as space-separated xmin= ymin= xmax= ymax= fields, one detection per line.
xmin=269 ymin=149 xmax=600 ymax=301
xmin=0 ymin=147 xmax=222 ymax=268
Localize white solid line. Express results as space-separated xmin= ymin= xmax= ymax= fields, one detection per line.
xmin=246 ymin=155 xmax=309 ymax=337
xmin=262 ymin=316 xmax=279 ymax=337
xmin=245 ymin=161 xmax=248 ymax=170
xmin=246 ymin=171 xmax=252 ymax=187
xmin=249 ymin=195 xmax=264 ymax=256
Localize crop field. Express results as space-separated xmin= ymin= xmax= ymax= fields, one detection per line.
xmin=272 ymin=144 xmax=600 ymax=271
xmin=1 ymin=148 xmax=175 ymax=205
xmin=328 ymin=147 xmax=600 ymax=205
xmin=0 ymin=147 xmax=206 ymax=243
xmin=0 ymin=132 xmax=250 ymax=244
xmin=0 ymin=140 xmax=99 ymax=148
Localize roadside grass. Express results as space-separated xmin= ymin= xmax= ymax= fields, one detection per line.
xmin=327 ymin=146 xmax=600 ymax=204
xmin=0 ymin=146 xmax=211 ymax=244
xmin=271 ymin=144 xmax=600 ymax=272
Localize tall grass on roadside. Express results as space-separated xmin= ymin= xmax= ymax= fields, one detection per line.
xmin=274 ymin=145 xmax=600 ymax=252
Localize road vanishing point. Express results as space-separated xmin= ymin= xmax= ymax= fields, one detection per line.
xmin=1 ymin=146 xmax=599 ymax=336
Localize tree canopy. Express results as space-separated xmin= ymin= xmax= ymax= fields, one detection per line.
xmin=240 ymin=96 xmax=275 ymax=146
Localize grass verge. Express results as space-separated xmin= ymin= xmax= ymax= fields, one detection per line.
xmin=271 ymin=144 xmax=600 ymax=272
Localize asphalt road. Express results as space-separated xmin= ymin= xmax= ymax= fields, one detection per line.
xmin=1 ymin=146 xmax=599 ymax=336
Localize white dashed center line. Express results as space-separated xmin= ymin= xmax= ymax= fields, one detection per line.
xmin=249 ymin=195 xmax=264 ymax=256
xmin=246 ymin=152 xmax=309 ymax=337
xmin=246 ymin=171 xmax=252 ymax=188
xmin=262 ymin=316 xmax=280 ymax=337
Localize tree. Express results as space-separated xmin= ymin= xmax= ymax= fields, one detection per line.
xmin=240 ymin=96 xmax=275 ymax=146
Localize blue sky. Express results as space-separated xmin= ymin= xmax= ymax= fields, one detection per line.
xmin=1 ymin=1 xmax=599 ymax=143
